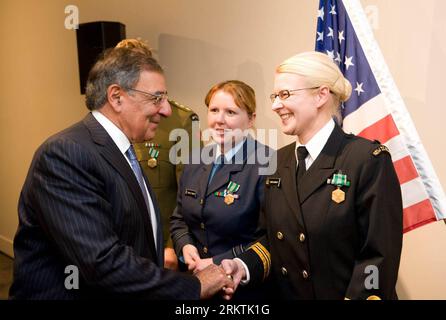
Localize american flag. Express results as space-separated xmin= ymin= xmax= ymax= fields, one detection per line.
xmin=315 ymin=0 xmax=446 ymax=232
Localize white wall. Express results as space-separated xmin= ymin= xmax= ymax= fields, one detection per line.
xmin=0 ymin=0 xmax=445 ymax=299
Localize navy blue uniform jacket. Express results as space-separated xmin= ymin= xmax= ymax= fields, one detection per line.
xmin=170 ymin=137 xmax=271 ymax=264
xmin=240 ymin=125 xmax=403 ymax=300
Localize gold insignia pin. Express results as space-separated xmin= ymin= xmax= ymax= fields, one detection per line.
xmin=147 ymin=157 xmax=157 ymax=168
xmin=372 ymin=145 xmax=390 ymax=156
xmin=332 ymin=187 xmax=345 ymax=203
xmin=224 ymin=194 xmax=235 ymax=205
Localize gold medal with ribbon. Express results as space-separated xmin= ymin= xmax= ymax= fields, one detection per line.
xmin=146 ymin=145 xmax=160 ymax=168
xmin=327 ymin=171 xmax=350 ymax=204
xmin=214 ymin=181 xmax=240 ymax=205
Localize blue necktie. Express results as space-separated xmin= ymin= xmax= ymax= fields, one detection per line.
xmin=208 ymin=154 xmax=225 ymax=184
xmin=125 ymin=145 xmax=158 ymax=248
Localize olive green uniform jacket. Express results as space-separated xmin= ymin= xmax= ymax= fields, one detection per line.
xmin=134 ymin=100 xmax=199 ymax=248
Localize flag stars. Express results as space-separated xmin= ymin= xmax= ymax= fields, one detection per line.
xmin=354 ymin=82 xmax=365 ymax=96
xmin=330 ymin=5 xmax=337 ymax=15
xmin=327 ymin=27 xmax=334 ymax=38
xmin=317 ymin=7 xmax=324 ymax=21
xmin=326 ymin=50 xmax=335 ymax=60
xmin=317 ymin=31 xmax=324 ymax=42
xmin=335 ymin=52 xmax=342 ymax=64
xmin=344 ymin=55 xmax=354 ymax=70
xmin=338 ymin=30 xmax=345 ymax=44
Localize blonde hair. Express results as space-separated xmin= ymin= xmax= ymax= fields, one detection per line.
xmin=277 ymin=51 xmax=352 ymax=109
xmin=205 ymin=80 xmax=256 ymax=116
xmin=115 ymin=38 xmax=153 ymax=57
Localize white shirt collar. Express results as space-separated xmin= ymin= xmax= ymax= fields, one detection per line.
xmin=92 ymin=110 xmax=131 ymax=155
xmin=215 ymin=138 xmax=246 ymax=163
xmin=296 ymin=118 xmax=335 ymax=166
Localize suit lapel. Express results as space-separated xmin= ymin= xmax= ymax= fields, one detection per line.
xmin=206 ymin=164 xmax=243 ymax=196
xmin=144 ymin=176 xmax=164 ymax=266
xmin=280 ymin=143 xmax=307 ymax=228
xmin=297 ymin=124 xmax=346 ymax=204
xmin=204 ymin=137 xmax=255 ymax=197
xmin=83 ymin=114 xmax=159 ymax=263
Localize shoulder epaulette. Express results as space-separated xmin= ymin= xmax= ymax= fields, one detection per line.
xmin=168 ymin=99 xmax=192 ymax=112
xmin=372 ymin=145 xmax=390 ymax=156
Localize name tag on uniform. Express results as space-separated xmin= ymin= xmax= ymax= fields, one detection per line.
xmin=266 ymin=178 xmax=281 ymax=188
xmin=185 ymin=189 xmax=197 ymax=198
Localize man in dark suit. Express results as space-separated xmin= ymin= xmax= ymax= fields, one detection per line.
xmin=222 ymin=51 xmax=402 ymax=300
xmin=9 ymin=46 xmax=232 ymax=299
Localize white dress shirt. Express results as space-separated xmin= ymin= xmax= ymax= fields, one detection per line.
xmin=295 ymin=118 xmax=335 ymax=170
xmin=214 ymin=137 xmax=246 ymax=163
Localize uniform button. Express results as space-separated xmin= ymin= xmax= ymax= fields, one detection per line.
xmin=203 ymin=246 xmax=208 ymax=254
xmin=299 ymin=233 xmax=306 ymax=242
xmin=302 ymin=270 xmax=309 ymax=279
xmin=200 ymin=199 xmax=204 ymax=205
xmin=277 ymin=231 xmax=284 ymax=240
xmin=200 ymin=223 xmax=205 ymax=230
xmin=281 ymin=267 xmax=288 ymax=276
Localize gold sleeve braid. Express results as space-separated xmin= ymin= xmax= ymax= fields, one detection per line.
xmin=249 ymin=242 xmax=271 ymax=280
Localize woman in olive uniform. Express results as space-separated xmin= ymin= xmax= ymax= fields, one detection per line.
xmin=170 ymin=80 xmax=271 ymax=299
xmin=222 ymin=52 xmax=403 ymax=300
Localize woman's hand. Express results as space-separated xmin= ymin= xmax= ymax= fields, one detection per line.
xmin=182 ymin=244 xmax=201 ymax=272
xmin=192 ymin=258 xmax=214 ymax=274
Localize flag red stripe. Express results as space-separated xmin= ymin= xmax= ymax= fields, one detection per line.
xmin=403 ymin=199 xmax=437 ymax=233
xmin=393 ymin=156 xmax=419 ymax=185
xmin=357 ymin=114 xmax=399 ymax=144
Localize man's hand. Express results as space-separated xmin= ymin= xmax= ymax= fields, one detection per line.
xmin=164 ymin=248 xmax=179 ymax=270
xmin=221 ymin=259 xmax=246 ymax=296
xmin=194 ymin=264 xmax=234 ymax=299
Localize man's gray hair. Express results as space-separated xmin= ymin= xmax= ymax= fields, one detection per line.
xmin=85 ymin=47 xmax=163 ymax=110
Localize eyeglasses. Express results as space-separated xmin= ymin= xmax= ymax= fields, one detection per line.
xmin=269 ymin=87 xmax=319 ymax=103
xmin=125 ymin=88 xmax=168 ymax=105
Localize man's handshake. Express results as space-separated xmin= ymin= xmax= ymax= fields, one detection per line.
xmin=193 ymin=259 xmax=247 ymax=300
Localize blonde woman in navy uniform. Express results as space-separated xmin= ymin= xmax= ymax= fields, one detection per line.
xmin=222 ymin=52 xmax=403 ymax=300
xmin=170 ymin=80 xmax=271 ymax=299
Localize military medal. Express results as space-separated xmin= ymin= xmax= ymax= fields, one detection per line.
xmin=224 ymin=194 xmax=235 ymax=205
xmin=327 ymin=170 xmax=350 ymax=204
xmin=147 ymin=146 xmax=160 ymax=168
xmin=332 ymin=187 xmax=345 ymax=203
xmin=214 ymin=181 xmax=240 ymax=205
xmin=144 ymin=142 xmax=161 ymax=148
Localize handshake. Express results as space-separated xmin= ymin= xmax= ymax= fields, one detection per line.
xmin=183 ymin=244 xmax=247 ymax=300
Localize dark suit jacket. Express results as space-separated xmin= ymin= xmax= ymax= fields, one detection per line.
xmin=10 ymin=113 xmax=200 ymax=299
xmin=241 ymin=124 xmax=403 ymax=300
